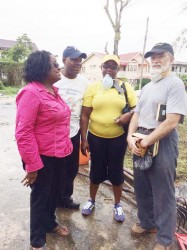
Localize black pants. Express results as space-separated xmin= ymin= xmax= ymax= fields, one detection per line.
xmin=60 ymin=131 xmax=80 ymax=204
xmin=88 ymin=132 xmax=126 ymax=185
xmin=30 ymin=155 xmax=66 ymax=248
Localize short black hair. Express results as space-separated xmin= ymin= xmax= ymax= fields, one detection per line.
xmin=24 ymin=50 xmax=52 ymax=83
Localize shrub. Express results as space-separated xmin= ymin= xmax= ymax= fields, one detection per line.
xmin=0 ymin=81 xmax=5 ymax=90
xmin=0 ymin=61 xmax=24 ymax=86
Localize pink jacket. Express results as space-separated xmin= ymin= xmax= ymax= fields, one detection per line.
xmin=15 ymin=82 xmax=73 ymax=172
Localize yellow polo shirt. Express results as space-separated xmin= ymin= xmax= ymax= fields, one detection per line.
xmin=82 ymin=80 xmax=137 ymax=138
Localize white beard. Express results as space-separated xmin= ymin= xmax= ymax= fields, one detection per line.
xmin=150 ymin=64 xmax=171 ymax=82
xmin=150 ymin=70 xmax=163 ymax=82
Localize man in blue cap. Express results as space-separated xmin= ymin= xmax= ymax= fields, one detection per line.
xmin=55 ymin=46 xmax=89 ymax=209
xmin=127 ymin=42 xmax=187 ymax=250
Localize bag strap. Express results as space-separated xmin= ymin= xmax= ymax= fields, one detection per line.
xmin=121 ymin=82 xmax=128 ymax=103
xmin=121 ymin=82 xmax=136 ymax=110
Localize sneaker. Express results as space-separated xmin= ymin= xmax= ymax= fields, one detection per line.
xmin=114 ymin=203 xmax=125 ymax=222
xmin=82 ymin=199 xmax=95 ymax=215
xmin=131 ymin=223 xmax=157 ymax=236
xmin=32 ymin=244 xmax=47 ymax=250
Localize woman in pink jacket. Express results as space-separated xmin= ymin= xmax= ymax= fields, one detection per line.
xmin=15 ymin=50 xmax=73 ymax=250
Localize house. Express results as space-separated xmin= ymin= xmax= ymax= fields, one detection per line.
xmin=172 ymin=61 xmax=187 ymax=76
xmin=81 ymin=52 xmax=150 ymax=84
xmin=118 ymin=52 xmax=150 ymax=84
xmin=0 ymin=38 xmax=38 ymax=57
xmin=0 ymin=39 xmax=17 ymax=56
xmin=81 ymin=52 xmax=105 ymax=82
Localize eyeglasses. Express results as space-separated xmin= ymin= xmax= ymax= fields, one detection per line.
xmin=102 ymin=64 xmax=118 ymax=70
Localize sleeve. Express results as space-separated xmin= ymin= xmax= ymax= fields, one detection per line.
xmin=15 ymin=90 xmax=44 ymax=172
xmin=125 ymin=82 xmax=138 ymax=108
xmin=82 ymin=82 xmax=96 ymax=107
xmin=167 ymin=79 xmax=187 ymax=116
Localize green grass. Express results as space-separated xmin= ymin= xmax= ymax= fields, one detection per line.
xmin=124 ymin=117 xmax=187 ymax=180
xmin=0 ymin=86 xmax=20 ymax=95
xmin=176 ymin=118 xmax=187 ymax=180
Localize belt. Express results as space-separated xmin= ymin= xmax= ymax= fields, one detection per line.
xmin=138 ymin=127 xmax=155 ymax=132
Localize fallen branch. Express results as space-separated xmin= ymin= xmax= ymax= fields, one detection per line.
xmin=124 ymin=167 xmax=133 ymax=176
xmin=178 ymin=226 xmax=187 ymax=234
xmin=123 ymin=170 xmax=134 ymax=182
xmin=78 ymin=171 xmax=136 ymax=206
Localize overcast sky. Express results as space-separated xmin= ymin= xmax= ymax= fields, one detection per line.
xmin=1 ymin=0 xmax=187 ymax=62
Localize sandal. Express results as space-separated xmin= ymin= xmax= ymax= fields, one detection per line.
xmin=32 ymin=245 xmax=47 ymax=250
xmin=51 ymin=224 xmax=69 ymax=236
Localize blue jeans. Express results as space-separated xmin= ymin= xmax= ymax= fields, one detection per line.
xmin=133 ymin=129 xmax=178 ymax=246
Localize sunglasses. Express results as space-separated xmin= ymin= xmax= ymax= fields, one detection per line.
xmin=53 ymin=62 xmax=60 ymax=69
xmin=102 ymin=64 xmax=118 ymax=70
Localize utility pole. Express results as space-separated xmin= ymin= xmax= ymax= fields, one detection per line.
xmin=139 ymin=16 xmax=149 ymax=90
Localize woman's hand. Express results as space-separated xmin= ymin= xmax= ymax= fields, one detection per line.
xmin=21 ymin=171 xmax=38 ymax=187
xmin=81 ymin=140 xmax=90 ymax=157
xmin=115 ymin=112 xmax=132 ymax=126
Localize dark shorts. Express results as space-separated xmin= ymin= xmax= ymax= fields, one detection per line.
xmin=88 ymin=132 xmax=127 ymax=186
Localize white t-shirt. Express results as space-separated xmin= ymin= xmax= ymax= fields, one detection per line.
xmin=54 ymin=74 xmax=89 ymax=138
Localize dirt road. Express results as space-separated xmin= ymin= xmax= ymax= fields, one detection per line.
xmin=0 ymin=95 xmax=180 ymax=250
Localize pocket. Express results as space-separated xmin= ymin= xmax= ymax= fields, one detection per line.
xmin=44 ymin=101 xmax=59 ymax=111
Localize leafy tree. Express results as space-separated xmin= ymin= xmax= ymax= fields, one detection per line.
xmin=0 ymin=81 xmax=5 ymax=90
xmin=0 ymin=34 xmax=34 ymax=85
xmin=135 ymin=78 xmax=150 ymax=90
xmin=1 ymin=34 xmax=33 ymax=62
xmin=172 ymin=28 xmax=187 ymax=52
xmin=104 ymin=0 xmax=131 ymax=55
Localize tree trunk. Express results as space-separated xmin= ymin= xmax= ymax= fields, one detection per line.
xmin=104 ymin=0 xmax=131 ymax=55
xmin=113 ymin=29 xmax=120 ymax=55
xmin=114 ymin=39 xmax=119 ymax=55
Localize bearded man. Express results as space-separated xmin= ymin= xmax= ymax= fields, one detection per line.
xmin=127 ymin=43 xmax=187 ymax=250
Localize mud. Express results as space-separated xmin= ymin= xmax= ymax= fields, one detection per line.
xmin=0 ymin=95 xmax=181 ymax=250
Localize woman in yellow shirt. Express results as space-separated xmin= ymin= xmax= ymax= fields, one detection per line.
xmin=80 ymin=54 xmax=137 ymax=222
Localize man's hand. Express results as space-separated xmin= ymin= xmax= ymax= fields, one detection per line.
xmin=136 ymin=141 xmax=147 ymax=157
xmin=127 ymin=135 xmax=142 ymax=156
xmin=21 ymin=171 xmax=38 ymax=187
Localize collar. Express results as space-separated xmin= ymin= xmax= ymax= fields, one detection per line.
xmin=30 ymin=81 xmax=58 ymax=95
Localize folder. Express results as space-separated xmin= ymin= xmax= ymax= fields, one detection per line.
xmin=156 ymin=103 xmax=184 ymax=124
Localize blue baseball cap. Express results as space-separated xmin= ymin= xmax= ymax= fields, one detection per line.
xmin=63 ymin=46 xmax=87 ymax=59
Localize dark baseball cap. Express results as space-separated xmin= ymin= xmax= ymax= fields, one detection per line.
xmin=63 ymin=46 xmax=87 ymax=59
xmin=144 ymin=43 xmax=174 ymax=58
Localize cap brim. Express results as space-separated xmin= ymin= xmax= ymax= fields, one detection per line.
xmin=69 ymin=52 xmax=87 ymax=59
xmin=144 ymin=49 xmax=167 ymax=58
